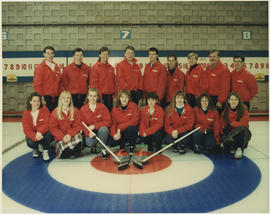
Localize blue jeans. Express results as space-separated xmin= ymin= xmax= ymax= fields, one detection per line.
xmin=84 ymin=126 xmax=109 ymax=149
xmin=26 ymin=131 xmax=53 ymax=150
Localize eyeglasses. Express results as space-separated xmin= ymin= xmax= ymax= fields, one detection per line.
xmin=233 ymin=61 xmax=243 ymax=63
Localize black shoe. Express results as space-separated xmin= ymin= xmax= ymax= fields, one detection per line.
xmin=179 ymin=146 xmax=186 ymax=154
xmin=101 ymin=150 xmax=109 ymax=160
xmin=194 ymin=144 xmax=200 ymax=154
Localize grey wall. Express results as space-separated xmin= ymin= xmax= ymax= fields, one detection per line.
xmin=2 ymin=1 xmax=268 ymax=51
xmin=2 ymin=1 xmax=268 ymax=112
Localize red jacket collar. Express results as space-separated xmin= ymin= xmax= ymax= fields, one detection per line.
xmin=147 ymin=60 xmax=162 ymax=67
xmin=233 ymin=67 xmax=245 ymax=73
xmin=41 ymin=59 xmax=57 ymax=66
xmin=96 ymin=61 xmax=112 ymax=68
xmin=70 ymin=61 xmax=85 ymax=69
xmin=123 ymin=58 xmax=138 ymax=65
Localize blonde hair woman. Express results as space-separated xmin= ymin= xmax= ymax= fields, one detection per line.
xmin=49 ymin=91 xmax=82 ymax=159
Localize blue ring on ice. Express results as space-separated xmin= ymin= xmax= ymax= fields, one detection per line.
xmin=2 ymin=152 xmax=261 ymax=213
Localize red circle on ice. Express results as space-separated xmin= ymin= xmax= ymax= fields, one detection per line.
xmin=91 ymin=149 xmax=172 ymax=175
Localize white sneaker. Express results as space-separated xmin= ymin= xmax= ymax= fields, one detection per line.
xmin=42 ymin=150 xmax=50 ymax=161
xmin=33 ymin=149 xmax=39 ymax=158
xmin=234 ymin=147 xmax=243 ymax=159
xmin=38 ymin=144 xmax=44 ymax=152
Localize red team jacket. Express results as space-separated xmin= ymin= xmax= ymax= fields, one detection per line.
xmin=186 ymin=64 xmax=208 ymax=97
xmin=231 ymin=67 xmax=258 ymax=102
xmin=165 ymin=67 xmax=185 ymax=102
xmin=49 ymin=107 xmax=82 ymax=141
xmin=116 ymin=58 xmax=143 ymax=93
xmin=193 ymin=107 xmax=220 ymax=144
xmin=63 ymin=62 xmax=91 ymax=94
xmin=220 ymin=109 xmax=249 ymax=134
xmin=80 ymin=102 xmax=111 ymax=136
xmin=22 ymin=106 xmax=50 ymax=141
xmin=143 ymin=61 xmax=167 ymax=101
xmin=205 ymin=61 xmax=231 ymax=103
xmin=139 ymin=104 xmax=165 ymax=136
xmin=110 ymin=102 xmax=139 ymax=136
xmin=165 ymin=104 xmax=194 ymax=135
xmin=33 ymin=60 xmax=63 ymax=97
xmin=90 ymin=61 xmax=116 ymax=96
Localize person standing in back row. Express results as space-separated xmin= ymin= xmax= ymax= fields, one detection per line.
xmin=63 ymin=48 xmax=91 ymax=109
xmin=161 ymin=54 xmax=185 ymax=108
xmin=116 ymin=46 xmax=143 ymax=105
xmin=231 ymin=54 xmax=258 ymax=111
xmin=142 ymin=47 xmax=167 ymax=106
xmin=90 ymin=47 xmax=116 ymax=111
xmin=186 ymin=52 xmax=208 ymax=108
xmin=33 ymin=46 xmax=63 ymax=112
xmin=205 ymin=50 xmax=230 ymax=115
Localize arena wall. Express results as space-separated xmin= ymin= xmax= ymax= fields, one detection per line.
xmin=2 ymin=1 xmax=268 ymax=113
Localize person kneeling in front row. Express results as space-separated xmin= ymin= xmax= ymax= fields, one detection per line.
xmin=108 ymin=90 xmax=139 ymax=155
xmin=80 ymin=88 xmax=111 ymax=159
xmin=49 ymin=91 xmax=83 ymax=159
xmin=163 ymin=91 xmax=195 ymax=154
xmin=220 ymin=92 xmax=252 ymax=159
xmin=22 ymin=92 xmax=53 ymax=161
xmin=139 ymin=92 xmax=164 ymax=152
xmin=192 ymin=93 xmax=221 ymax=154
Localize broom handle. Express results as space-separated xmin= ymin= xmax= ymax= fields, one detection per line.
xmin=82 ymin=122 xmax=121 ymax=162
xmin=142 ymin=127 xmax=201 ymax=163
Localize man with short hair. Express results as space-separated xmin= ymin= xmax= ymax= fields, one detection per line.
xmin=116 ymin=46 xmax=143 ymax=104
xmin=142 ymin=47 xmax=167 ymax=105
xmin=186 ymin=52 xmax=208 ymax=108
xmin=161 ymin=54 xmax=185 ymax=108
xmin=231 ymin=54 xmax=258 ymax=111
xmin=90 ymin=46 xmax=116 ymax=111
xmin=33 ymin=46 xmax=63 ymax=112
xmin=205 ymin=50 xmax=231 ymax=115
xmin=63 ymin=48 xmax=90 ymax=109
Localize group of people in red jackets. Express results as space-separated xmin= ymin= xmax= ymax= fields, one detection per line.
xmin=22 ymin=46 xmax=257 ymax=161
